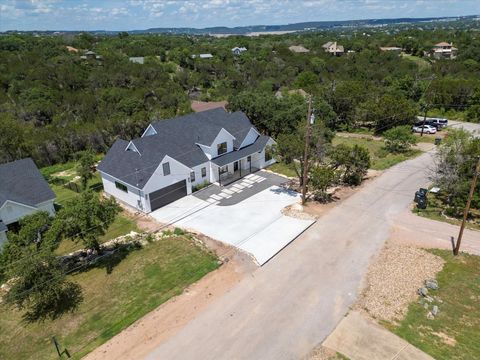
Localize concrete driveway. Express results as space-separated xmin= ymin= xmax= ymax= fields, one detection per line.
xmin=150 ymin=174 xmax=314 ymax=265
xmin=145 ymin=149 xmax=440 ymax=360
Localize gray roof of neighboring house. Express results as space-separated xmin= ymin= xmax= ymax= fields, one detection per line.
xmin=0 ymin=158 xmax=56 ymax=209
xmin=129 ymin=57 xmax=144 ymax=64
xmin=97 ymin=108 xmax=262 ymax=189
xmin=211 ymin=135 xmax=271 ymax=167
xmin=0 ymin=221 xmax=7 ymax=232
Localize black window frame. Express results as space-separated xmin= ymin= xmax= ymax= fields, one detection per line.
xmin=190 ymin=171 xmax=196 ymax=182
xmin=201 ymin=167 xmax=207 ymax=178
xmin=162 ymin=162 xmax=170 ymax=176
xmin=115 ymin=181 xmax=128 ymax=193
xmin=217 ymin=142 xmax=227 ymax=156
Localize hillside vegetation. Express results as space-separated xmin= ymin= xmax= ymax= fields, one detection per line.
xmin=1 ymin=29 xmax=480 ymax=166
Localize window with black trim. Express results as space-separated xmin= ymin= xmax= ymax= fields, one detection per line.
xmin=162 ymin=162 xmax=170 ymax=176
xmin=201 ymin=167 xmax=207 ymax=177
xmin=190 ymin=171 xmax=196 ymax=182
xmin=115 ymin=181 xmax=128 ymax=193
xmin=217 ymin=142 xmax=227 ymax=155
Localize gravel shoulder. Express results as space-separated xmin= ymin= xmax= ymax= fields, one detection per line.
xmin=354 ymin=241 xmax=444 ymax=323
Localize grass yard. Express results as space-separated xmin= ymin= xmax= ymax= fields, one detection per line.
xmin=332 ymin=136 xmax=422 ymax=170
xmin=391 ymin=250 xmax=480 ymax=360
xmin=267 ymin=161 xmax=297 ymax=178
xmin=0 ymin=235 xmax=219 ymax=360
xmin=413 ymin=193 xmax=480 ymax=231
xmin=55 ymin=213 xmax=140 ymax=254
xmin=401 ymin=53 xmax=431 ymax=70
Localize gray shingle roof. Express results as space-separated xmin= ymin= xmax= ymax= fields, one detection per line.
xmin=0 ymin=221 xmax=7 ymax=232
xmin=0 ymin=158 xmax=56 ymax=208
xmin=98 ymin=108 xmax=261 ymax=189
xmin=211 ymin=135 xmax=271 ymax=167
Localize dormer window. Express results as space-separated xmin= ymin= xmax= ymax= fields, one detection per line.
xmin=217 ymin=142 xmax=227 ymax=156
xmin=162 ymin=162 xmax=170 ymax=176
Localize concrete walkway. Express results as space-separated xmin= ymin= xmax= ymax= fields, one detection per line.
xmin=324 ymin=311 xmax=434 ymax=360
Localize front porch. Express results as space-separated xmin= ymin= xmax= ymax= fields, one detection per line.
xmin=218 ymin=162 xmax=260 ymax=186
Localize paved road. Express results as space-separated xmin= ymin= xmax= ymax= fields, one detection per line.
xmin=146 ymin=151 xmax=435 ymax=360
xmin=146 ymin=122 xmax=480 ymax=360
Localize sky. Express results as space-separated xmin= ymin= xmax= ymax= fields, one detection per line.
xmin=0 ymin=0 xmax=479 ymax=31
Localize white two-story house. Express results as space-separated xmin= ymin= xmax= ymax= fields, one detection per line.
xmin=97 ymin=108 xmax=275 ymax=213
xmin=0 ymin=158 xmax=56 ymax=246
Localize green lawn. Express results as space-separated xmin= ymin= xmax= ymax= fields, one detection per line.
xmin=0 ymin=235 xmax=219 ymax=360
xmin=413 ymin=193 xmax=480 ymax=231
xmin=392 ymin=250 xmax=480 ymax=360
xmin=55 ymin=213 xmax=140 ymax=255
xmin=50 ymin=172 xmax=103 ymax=205
xmin=401 ymin=53 xmax=431 ymax=70
xmin=267 ymin=162 xmax=297 ymax=178
xmin=332 ymin=136 xmax=422 ymax=170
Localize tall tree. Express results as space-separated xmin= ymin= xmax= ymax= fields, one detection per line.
xmin=4 ymin=250 xmax=83 ymax=322
xmin=56 ymin=191 xmax=120 ymax=251
xmin=77 ymin=150 xmax=96 ymax=189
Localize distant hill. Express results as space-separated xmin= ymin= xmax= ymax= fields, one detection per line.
xmin=3 ymin=15 xmax=479 ymax=35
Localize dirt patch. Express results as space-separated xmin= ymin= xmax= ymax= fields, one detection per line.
xmin=306 ymin=346 xmax=345 ymax=360
xmin=83 ymin=236 xmax=256 ymax=360
xmin=432 ymin=331 xmax=457 ymax=346
xmin=302 ymin=170 xmax=382 ymax=219
xmin=355 ymin=242 xmax=444 ymax=323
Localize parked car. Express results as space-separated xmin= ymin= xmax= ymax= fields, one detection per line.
xmin=412 ymin=125 xmax=437 ymax=134
xmin=430 ymin=118 xmax=448 ymax=129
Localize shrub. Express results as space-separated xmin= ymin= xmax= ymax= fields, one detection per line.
xmin=383 ymin=126 xmax=417 ymax=153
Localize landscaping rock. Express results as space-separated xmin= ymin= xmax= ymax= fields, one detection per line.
xmin=423 ymin=303 xmax=429 ymax=310
xmin=425 ymin=296 xmax=434 ymax=303
xmin=425 ymin=279 xmax=439 ymax=290
xmin=432 ymin=305 xmax=439 ymax=316
xmin=427 ymin=311 xmax=435 ymax=320
xmin=418 ymin=287 xmax=429 ymax=297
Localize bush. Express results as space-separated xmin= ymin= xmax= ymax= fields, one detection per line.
xmin=192 ymin=181 xmax=210 ymax=192
xmin=383 ymin=126 xmax=417 ymax=153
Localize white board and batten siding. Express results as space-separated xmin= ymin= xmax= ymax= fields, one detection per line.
xmin=239 ymin=128 xmax=259 ymax=149
xmin=197 ymin=128 xmax=235 ymax=160
xmin=100 ymin=172 xmax=149 ymax=212
xmin=0 ymin=199 xmax=55 ymax=226
xmin=190 ymin=162 xmax=211 ymax=187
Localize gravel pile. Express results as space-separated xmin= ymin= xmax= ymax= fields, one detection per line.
xmin=356 ymin=243 xmax=444 ymax=322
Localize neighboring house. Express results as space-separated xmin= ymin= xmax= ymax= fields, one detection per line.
xmin=322 ymin=42 xmax=344 ymax=56
xmin=380 ymin=46 xmax=403 ymax=55
xmin=81 ymin=50 xmax=102 ymax=60
xmin=289 ymin=45 xmax=310 ymax=53
xmin=192 ymin=53 xmax=214 ymax=59
xmin=0 ymin=158 xmax=56 ymax=246
xmin=129 ymin=56 xmax=145 ymax=64
xmin=430 ymin=42 xmax=457 ymax=60
xmin=98 ymin=108 xmax=276 ymax=213
xmin=232 ymin=47 xmax=247 ymax=55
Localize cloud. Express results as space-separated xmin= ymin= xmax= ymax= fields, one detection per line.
xmin=0 ymin=0 xmax=478 ymax=31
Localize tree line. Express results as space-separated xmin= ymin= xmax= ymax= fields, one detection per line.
xmin=1 ymin=28 xmax=480 ymax=166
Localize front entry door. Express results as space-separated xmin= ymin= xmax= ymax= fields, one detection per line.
xmin=233 ymin=161 xmax=239 ymax=172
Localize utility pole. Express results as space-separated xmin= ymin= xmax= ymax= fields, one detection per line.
xmin=420 ymin=104 xmax=428 ymax=137
xmin=454 ymin=157 xmax=480 ymax=256
xmin=301 ymin=96 xmax=313 ymax=205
